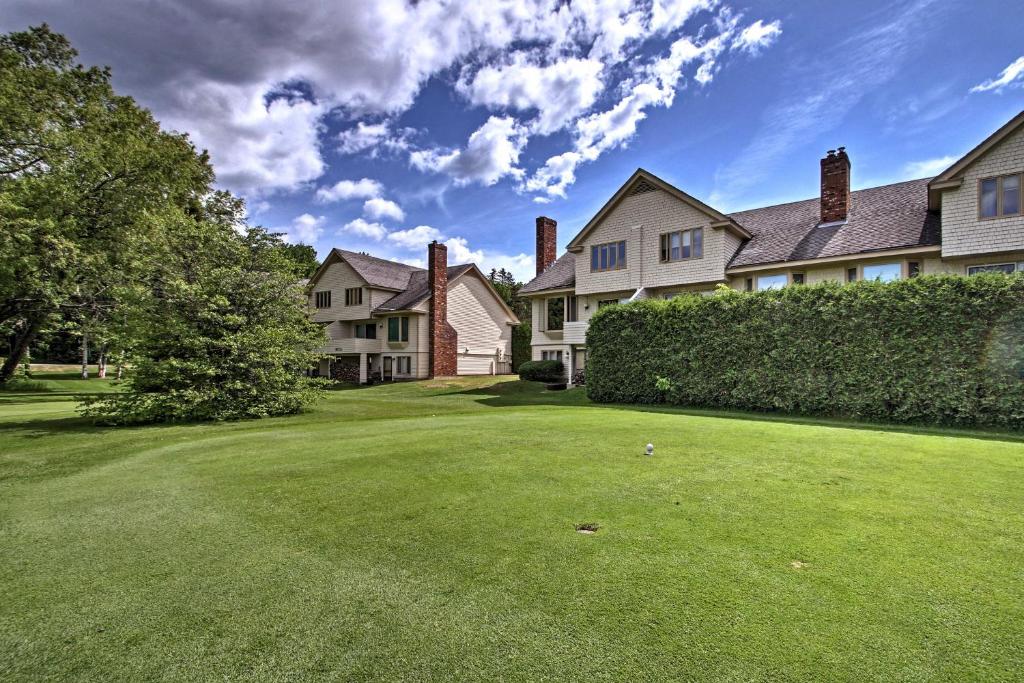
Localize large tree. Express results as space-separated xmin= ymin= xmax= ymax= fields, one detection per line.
xmin=0 ymin=25 xmax=211 ymax=382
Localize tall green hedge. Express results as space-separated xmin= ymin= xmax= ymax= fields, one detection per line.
xmin=586 ymin=275 xmax=1024 ymax=428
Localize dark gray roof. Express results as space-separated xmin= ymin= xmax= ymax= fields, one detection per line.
xmin=520 ymin=252 xmax=576 ymax=294
xmin=374 ymin=265 xmax=474 ymax=312
xmin=727 ymin=178 xmax=941 ymax=268
xmin=336 ymin=249 xmax=421 ymax=290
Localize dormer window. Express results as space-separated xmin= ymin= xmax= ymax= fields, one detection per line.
xmin=659 ymin=228 xmax=703 ymax=262
xmin=980 ymin=174 xmax=1021 ymax=218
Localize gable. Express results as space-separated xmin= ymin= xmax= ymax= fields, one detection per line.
xmin=307 ymin=250 xmax=367 ymax=290
xmin=929 ymin=110 xmax=1024 ymax=209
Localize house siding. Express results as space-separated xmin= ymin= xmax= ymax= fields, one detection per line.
xmin=941 ymin=123 xmax=1024 ymax=258
xmin=310 ymin=259 xmax=386 ymax=322
xmin=447 ymin=273 xmax=512 ymax=374
xmin=573 ymin=189 xmax=732 ymax=296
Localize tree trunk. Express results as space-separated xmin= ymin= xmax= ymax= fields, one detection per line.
xmin=97 ymin=347 xmax=107 ymax=378
xmin=0 ymin=316 xmax=43 ymax=384
xmin=81 ymin=334 xmax=89 ymax=379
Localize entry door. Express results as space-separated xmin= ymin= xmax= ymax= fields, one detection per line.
xmin=383 ymin=356 xmax=393 ymax=381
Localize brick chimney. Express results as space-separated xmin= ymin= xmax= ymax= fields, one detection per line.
xmin=427 ymin=241 xmax=457 ymax=378
xmin=820 ymin=147 xmax=851 ymax=223
xmin=536 ymin=216 xmax=557 ymax=276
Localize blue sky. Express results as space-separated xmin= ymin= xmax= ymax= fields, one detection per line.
xmin=5 ymin=0 xmax=1024 ymax=280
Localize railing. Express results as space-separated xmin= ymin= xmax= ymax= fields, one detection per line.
xmin=562 ymin=321 xmax=589 ymax=345
xmin=316 ymin=337 xmax=382 ymax=355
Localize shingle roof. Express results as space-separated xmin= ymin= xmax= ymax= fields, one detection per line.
xmin=374 ymin=265 xmax=474 ymax=312
xmin=335 ymin=249 xmax=421 ymax=290
xmin=520 ymin=252 xmax=577 ymax=294
xmin=727 ymin=178 xmax=941 ymax=268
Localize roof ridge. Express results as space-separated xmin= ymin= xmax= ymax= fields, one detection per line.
xmin=728 ymin=177 xmax=933 ymax=216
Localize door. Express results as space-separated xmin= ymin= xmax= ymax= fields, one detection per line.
xmin=383 ymin=356 xmax=393 ymax=381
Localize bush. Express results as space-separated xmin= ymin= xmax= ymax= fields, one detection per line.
xmin=586 ymin=274 xmax=1024 ymax=428
xmin=519 ymin=359 xmax=564 ymax=383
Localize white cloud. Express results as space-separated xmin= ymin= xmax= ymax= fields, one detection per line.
xmin=458 ymin=55 xmax=605 ymax=135
xmin=280 ymin=213 xmax=326 ymax=245
xmin=525 ymin=151 xmax=583 ymax=199
xmin=903 ymin=155 xmax=956 ymax=178
xmin=162 ymin=82 xmax=326 ymax=197
xmin=649 ymin=0 xmax=711 ymax=34
xmin=315 ymin=178 xmax=383 ymax=202
xmin=363 ymin=197 xmax=405 ymax=221
xmin=388 ymin=225 xmax=444 ymax=250
xmin=340 ymin=218 xmax=388 ymax=241
xmin=732 ymin=19 xmax=782 ymax=55
xmin=970 ymin=56 xmax=1024 ymax=94
xmin=411 ymin=116 xmax=529 ymax=186
xmin=336 ymin=122 xmax=390 ymax=154
xmin=444 ymin=237 xmax=535 ymax=282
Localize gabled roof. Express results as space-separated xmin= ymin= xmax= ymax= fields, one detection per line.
xmin=727 ymin=178 xmax=940 ymax=269
xmin=928 ymin=109 xmax=1024 ymax=209
xmin=520 ymin=252 xmax=576 ymax=295
xmin=564 ymin=168 xmax=751 ymax=251
xmin=373 ymin=264 xmax=473 ymax=312
xmin=307 ymin=248 xmax=420 ymax=291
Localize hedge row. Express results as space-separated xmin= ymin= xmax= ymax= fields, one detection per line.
xmin=585 ymin=275 xmax=1024 ymax=428
xmin=519 ymin=359 xmax=564 ymax=382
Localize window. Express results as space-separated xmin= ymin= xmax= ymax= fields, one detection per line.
xmin=908 ymin=261 xmax=921 ymax=278
xmin=659 ymin=228 xmax=704 ymax=262
xmin=745 ymin=277 xmax=753 ymax=292
xmin=597 ymin=299 xmax=619 ymax=309
xmin=387 ymin=316 xmax=409 ymax=342
xmin=396 ymin=356 xmax=411 ymax=374
xmin=315 ymin=290 xmax=331 ymax=308
xmin=566 ymin=296 xmax=578 ymax=323
xmin=546 ymin=297 xmax=564 ymax=331
xmin=792 ymin=273 xmax=805 ymax=285
xmin=590 ymin=241 xmax=627 ymax=272
xmin=980 ymin=174 xmax=1022 ymax=218
xmin=968 ymin=263 xmax=1023 ymax=275
xmin=863 ymin=263 xmax=902 ymax=282
xmin=345 ymin=287 xmax=363 ymax=306
xmin=541 ymin=350 xmax=563 ymax=363
xmin=846 ymin=267 xmax=857 ymax=283
xmin=757 ymin=274 xmax=788 ymax=291
xmin=354 ymin=323 xmax=376 ymax=339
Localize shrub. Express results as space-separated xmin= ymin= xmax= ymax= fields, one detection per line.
xmin=519 ymin=359 xmax=564 ymax=383
xmin=586 ymin=274 xmax=1024 ymax=428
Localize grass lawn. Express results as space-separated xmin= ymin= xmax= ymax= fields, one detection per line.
xmin=1 ymin=375 xmax=1022 ymax=681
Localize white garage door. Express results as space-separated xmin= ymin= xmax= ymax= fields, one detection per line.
xmin=458 ymin=355 xmax=493 ymax=375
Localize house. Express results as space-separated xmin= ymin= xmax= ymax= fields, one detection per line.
xmin=521 ymin=109 xmax=1024 ymax=383
xmin=307 ymin=241 xmax=519 ymax=383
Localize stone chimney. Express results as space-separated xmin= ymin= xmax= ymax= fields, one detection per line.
xmin=820 ymin=147 xmax=851 ymax=223
xmin=427 ymin=241 xmax=457 ymax=378
xmin=536 ymin=216 xmax=557 ymax=276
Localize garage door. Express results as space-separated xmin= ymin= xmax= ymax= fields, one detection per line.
xmin=457 ymin=355 xmax=493 ymax=375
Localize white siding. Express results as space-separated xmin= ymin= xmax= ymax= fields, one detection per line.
xmin=941 ymin=123 xmax=1024 ymax=258
xmin=447 ymin=273 xmax=513 ymax=374
xmin=310 ymin=258 xmax=395 ymax=322
xmin=573 ymin=189 xmax=735 ymax=296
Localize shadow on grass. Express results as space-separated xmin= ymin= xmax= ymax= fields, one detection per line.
xmin=455 ymin=380 xmax=1024 ymax=445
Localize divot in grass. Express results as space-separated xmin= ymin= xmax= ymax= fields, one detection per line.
xmin=575 ymin=522 xmax=600 ymax=534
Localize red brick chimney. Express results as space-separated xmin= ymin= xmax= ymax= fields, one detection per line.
xmin=820 ymin=147 xmax=851 ymax=223
xmin=536 ymin=216 xmax=557 ymax=276
xmin=427 ymin=241 xmax=457 ymax=378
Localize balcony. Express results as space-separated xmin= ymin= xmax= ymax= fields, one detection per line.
xmin=317 ymin=337 xmax=382 ymax=355
xmin=562 ymin=321 xmax=589 ymax=345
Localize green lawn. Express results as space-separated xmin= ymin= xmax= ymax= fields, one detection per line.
xmin=1 ymin=375 xmax=1022 ymax=681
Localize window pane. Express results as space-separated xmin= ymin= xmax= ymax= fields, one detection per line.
xmin=682 ymin=230 xmax=691 ymax=258
xmin=969 ymin=263 xmax=1017 ymax=275
xmin=757 ymin=274 xmax=788 ymax=290
xmin=847 ymin=267 xmax=857 ymax=283
xmin=591 ymin=246 xmax=598 ymax=271
xmin=618 ymin=241 xmax=626 ymax=267
xmin=981 ymin=178 xmax=998 ymax=217
xmin=1003 ymin=175 xmax=1020 ymax=215
xmin=863 ymin=263 xmax=901 ymax=282
xmin=366 ymin=324 xmax=376 ymax=339
xmin=388 ymin=317 xmax=399 ymax=341
xmin=660 ymin=234 xmax=668 ymax=262
xmin=566 ymin=296 xmax=577 ymax=322
xmin=600 ymin=245 xmax=608 ymax=270
xmin=670 ymin=232 xmax=680 ymax=260
xmin=547 ymin=297 xmax=564 ymax=330
xmin=401 ymin=316 xmax=409 ymax=341
xmin=693 ymin=228 xmax=703 ymax=258
xmin=608 ymin=244 xmax=616 ymax=269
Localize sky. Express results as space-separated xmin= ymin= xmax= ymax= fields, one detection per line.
xmin=5 ymin=0 xmax=1024 ymax=281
